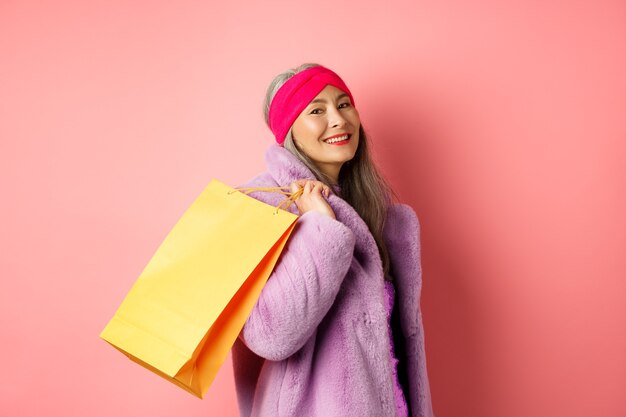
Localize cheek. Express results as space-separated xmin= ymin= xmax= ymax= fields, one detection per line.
xmin=349 ymin=111 xmax=361 ymax=127
xmin=295 ymin=118 xmax=325 ymax=139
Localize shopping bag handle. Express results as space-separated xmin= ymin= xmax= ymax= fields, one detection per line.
xmin=228 ymin=186 xmax=305 ymax=215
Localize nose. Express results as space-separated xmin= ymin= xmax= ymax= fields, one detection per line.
xmin=328 ymin=107 xmax=348 ymax=128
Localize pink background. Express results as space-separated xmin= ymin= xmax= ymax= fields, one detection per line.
xmin=1 ymin=1 xmax=624 ymax=416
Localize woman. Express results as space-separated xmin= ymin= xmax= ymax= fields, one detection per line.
xmin=231 ymin=63 xmax=435 ymax=417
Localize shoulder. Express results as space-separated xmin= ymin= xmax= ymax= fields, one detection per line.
xmin=234 ymin=171 xmax=292 ymax=210
xmin=385 ymin=203 xmax=420 ymax=236
xmin=236 ymin=171 xmax=277 ymax=189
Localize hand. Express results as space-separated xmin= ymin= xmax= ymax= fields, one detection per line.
xmin=289 ymin=180 xmax=336 ymax=220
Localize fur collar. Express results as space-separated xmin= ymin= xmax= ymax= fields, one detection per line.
xmin=264 ymin=144 xmax=384 ymax=277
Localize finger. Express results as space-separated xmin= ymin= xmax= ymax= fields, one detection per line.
xmin=312 ymin=183 xmax=323 ymax=194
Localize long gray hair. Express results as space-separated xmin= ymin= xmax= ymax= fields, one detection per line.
xmin=263 ymin=63 xmax=399 ymax=281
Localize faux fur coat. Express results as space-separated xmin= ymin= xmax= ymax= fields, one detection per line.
xmin=231 ymin=144 xmax=435 ymax=417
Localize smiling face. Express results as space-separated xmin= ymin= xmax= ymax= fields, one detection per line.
xmin=290 ymin=85 xmax=360 ymax=183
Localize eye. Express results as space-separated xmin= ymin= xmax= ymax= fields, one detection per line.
xmin=309 ymin=102 xmax=350 ymax=115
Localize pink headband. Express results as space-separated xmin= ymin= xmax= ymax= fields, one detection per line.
xmin=268 ymin=65 xmax=356 ymax=145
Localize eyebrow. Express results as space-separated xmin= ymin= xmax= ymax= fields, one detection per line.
xmin=309 ymin=93 xmax=349 ymax=105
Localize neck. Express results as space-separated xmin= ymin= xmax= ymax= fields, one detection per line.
xmin=317 ymin=162 xmax=342 ymax=185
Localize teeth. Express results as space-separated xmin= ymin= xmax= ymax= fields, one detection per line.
xmin=325 ymin=134 xmax=349 ymax=144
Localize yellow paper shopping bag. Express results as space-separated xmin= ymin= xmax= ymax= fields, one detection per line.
xmin=100 ymin=179 xmax=302 ymax=399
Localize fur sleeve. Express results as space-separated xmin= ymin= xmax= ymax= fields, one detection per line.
xmin=240 ymin=209 xmax=356 ymax=361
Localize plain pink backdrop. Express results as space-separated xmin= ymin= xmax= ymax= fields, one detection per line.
xmin=1 ymin=1 xmax=624 ymax=416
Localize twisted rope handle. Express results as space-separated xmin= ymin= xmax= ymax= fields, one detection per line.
xmin=228 ymin=186 xmax=304 ymax=215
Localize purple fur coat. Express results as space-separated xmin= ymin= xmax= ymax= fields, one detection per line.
xmin=231 ymin=144 xmax=435 ymax=417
